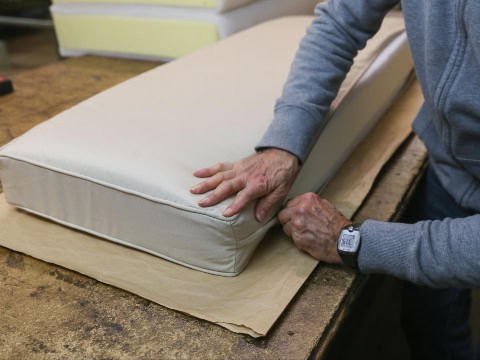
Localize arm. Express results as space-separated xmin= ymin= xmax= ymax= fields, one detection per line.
xmin=360 ymin=216 xmax=480 ymax=288
xmin=192 ymin=0 xmax=400 ymax=219
xmin=257 ymin=0 xmax=400 ymax=162
xmin=278 ymin=193 xmax=480 ymax=288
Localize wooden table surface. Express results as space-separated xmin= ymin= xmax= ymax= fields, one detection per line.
xmin=0 ymin=57 xmax=427 ymax=360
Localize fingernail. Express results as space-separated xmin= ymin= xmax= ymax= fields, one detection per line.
xmin=256 ymin=210 xmax=265 ymax=222
xmin=198 ymin=197 xmax=210 ymax=206
xmin=223 ymin=208 xmax=233 ymax=217
xmin=190 ymin=185 xmax=199 ymax=192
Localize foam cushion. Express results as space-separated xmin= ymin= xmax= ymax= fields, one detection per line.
xmin=0 ymin=15 xmax=412 ymax=276
xmin=52 ymin=0 xmax=256 ymax=13
xmin=50 ymin=0 xmax=321 ymax=59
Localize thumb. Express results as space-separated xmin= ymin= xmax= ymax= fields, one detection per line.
xmin=255 ymin=189 xmax=286 ymax=222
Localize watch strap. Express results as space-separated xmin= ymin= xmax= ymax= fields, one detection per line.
xmin=337 ymin=223 xmax=362 ymax=269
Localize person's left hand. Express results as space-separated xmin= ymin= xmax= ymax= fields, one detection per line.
xmin=278 ymin=192 xmax=351 ymax=264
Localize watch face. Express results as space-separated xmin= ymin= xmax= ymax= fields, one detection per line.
xmin=338 ymin=229 xmax=361 ymax=252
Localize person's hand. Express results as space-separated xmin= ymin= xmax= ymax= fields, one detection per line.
xmin=190 ymin=148 xmax=300 ymax=222
xmin=278 ymin=193 xmax=351 ymax=264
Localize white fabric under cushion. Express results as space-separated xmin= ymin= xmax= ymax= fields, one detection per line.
xmin=51 ymin=0 xmax=321 ymax=60
xmin=0 ymin=15 xmax=413 ymax=276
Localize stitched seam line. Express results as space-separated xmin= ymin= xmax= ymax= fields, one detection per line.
xmin=440 ymin=39 xmax=467 ymax=160
xmin=229 ymin=221 xmax=238 ymax=273
xmin=456 ymin=156 xmax=480 ymax=163
xmin=435 ymin=0 xmax=468 ymax=163
xmin=10 ymin=201 xmax=239 ymax=276
xmin=438 ymin=35 xmax=467 ymax=113
xmin=0 ymin=155 xmax=232 ymax=222
xmin=433 ymin=0 xmax=466 ymax=112
xmin=460 ymin=177 xmax=479 ymax=207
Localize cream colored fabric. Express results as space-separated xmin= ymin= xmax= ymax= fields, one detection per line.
xmin=0 ymin=15 xmax=412 ymax=276
xmin=0 ymin=79 xmax=424 ymax=337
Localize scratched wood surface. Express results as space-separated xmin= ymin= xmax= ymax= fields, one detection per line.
xmin=0 ymin=57 xmax=427 ymax=359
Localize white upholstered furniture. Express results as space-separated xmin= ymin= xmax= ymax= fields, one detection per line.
xmin=0 ymin=15 xmax=413 ymax=276
xmin=50 ymin=0 xmax=321 ymax=60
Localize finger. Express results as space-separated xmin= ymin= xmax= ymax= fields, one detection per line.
xmin=291 ymin=230 xmax=313 ymax=252
xmin=283 ymin=195 xmax=305 ymax=209
xmin=198 ymin=177 xmax=245 ymax=208
xmin=222 ymin=180 xmax=270 ymax=217
xmin=254 ymin=189 xmax=287 ymax=222
xmin=277 ymin=207 xmax=294 ymax=225
xmin=193 ymin=162 xmax=234 ymax=178
xmin=282 ymin=222 xmax=293 ymax=237
xmin=287 ymin=216 xmax=310 ymax=237
xmin=190 ymin=170 xmax=235 ymax=194
xmin=293 ymin=192 xmax=319 ymax=206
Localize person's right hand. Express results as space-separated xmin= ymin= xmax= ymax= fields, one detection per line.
xmin=190 ymin=148 xmax=300 ymax=222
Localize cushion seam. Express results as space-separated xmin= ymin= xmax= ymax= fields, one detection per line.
xmin=0 ymin=155 xmax=233 ymax=223
xmin=229 ymin=221 xmax=238 ymax=272
xmin=9 ymin=201 xmax=239 ymax=276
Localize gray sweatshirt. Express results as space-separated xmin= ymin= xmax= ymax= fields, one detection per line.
xmin=257 ymin=0 xmax=480 ymax=288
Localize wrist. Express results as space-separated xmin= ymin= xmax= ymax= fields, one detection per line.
xmin=337 ymin=222 xmax=362 ymax=269
xmin=257 ymin=147 xmax=301 ymax=167
xmin=330 ymin=220 xmax=352 ymax=264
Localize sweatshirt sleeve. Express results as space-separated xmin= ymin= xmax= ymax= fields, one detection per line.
xmin=256 ymin=0 xmax=399 ymax=163
xmin=358 ymin=216 xmax=480 ymax=288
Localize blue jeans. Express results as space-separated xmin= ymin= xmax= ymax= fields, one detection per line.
xmin=402 ymin=165 xmax=475 ymax=360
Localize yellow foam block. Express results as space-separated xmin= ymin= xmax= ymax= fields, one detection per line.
xmin=52 ymin=0 xmax=217 ymax=8
xmin=52 ymin=14 xmax=220 ymax=59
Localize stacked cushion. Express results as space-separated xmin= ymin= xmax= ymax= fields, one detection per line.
xmin=50 ymin=0 xmax=320 ymax=59
xmin=0 ymin=15 xmax=413 ymax=276
xmin=52 ymin=0 xmax=257 ymax=12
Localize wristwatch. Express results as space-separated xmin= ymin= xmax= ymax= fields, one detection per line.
xmin=337 ymin=223 xmax=362 ymax=269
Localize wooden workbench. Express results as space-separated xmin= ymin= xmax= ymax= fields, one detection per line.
xmin=0 ymin=57 xmax=427 ymax=359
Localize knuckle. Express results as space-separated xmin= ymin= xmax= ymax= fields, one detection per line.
xmin=224 ymin=169 xmax=235 ymax=180
xmin=245 ymin=180 xmax=267 ymax=198
xmin=206 ymin=176 xmax=219 ymax=187
xmin=224 ymin=181 xmax=236 ymax=193
xmin=204 ymin=181 xmax=217 ymax=191
xmin=304 ymin=192 xmax=318 ymax=201
xmin=232 ymin=178 xmax=246 ymax=193
xmin=295 ymin=205 xmax=309 ymax=216
xmin=234 ymin=193 xmax=249 ymax=206
xmin=196 ymin=181 xmax=207 ymax=190
xmin=292 ymin=218 xmax=304 ymax=229
xmin=212 ymin=163 xmax=222 ymax=171
xmin=252 ymin=174 xmax=268 ymax=191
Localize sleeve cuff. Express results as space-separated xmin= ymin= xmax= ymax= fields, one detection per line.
xmin=256 ymin=105 xmax=323 ymax=164
xmin=358 ymin=220 xmax=417 ymax=281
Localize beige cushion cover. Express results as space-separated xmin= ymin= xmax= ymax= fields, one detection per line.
xmin=0 ymin=15 xmax=412 ymax=276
